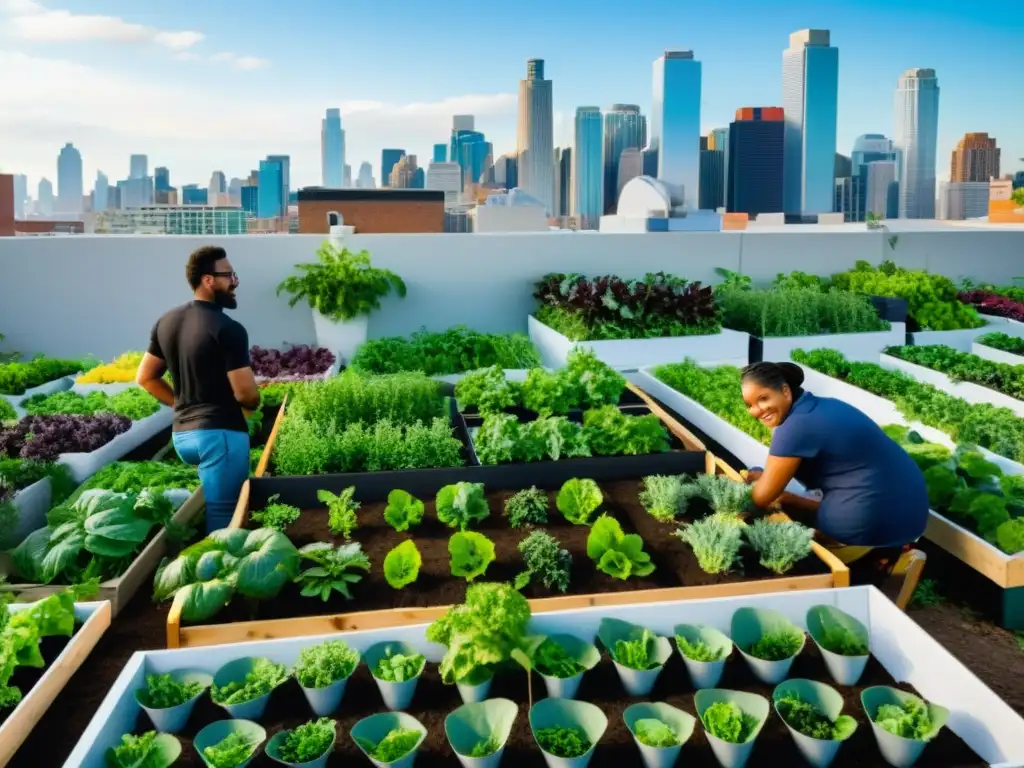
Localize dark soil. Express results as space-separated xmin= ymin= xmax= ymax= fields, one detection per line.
xmin=98 ymin=631 xmax=985 ymax=767
xmin=0 ymin=623 xmax=79 ymax=729
xmin=208 ymin=479 xmax=827 ymax=626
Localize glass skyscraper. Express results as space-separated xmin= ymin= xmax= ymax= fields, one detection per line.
xmin=894 ymin=68 xmax=940 ymax=219
xmin=602 ymin=104 xmax=645 ymax=214
xmin=321 ymin=109 xmax=345 ymax=187
xmin=57 ymin=142 xmax=83 ymax=215
xmin=516 ymin=58 xmax=555 ymax=216
xmin=257 ymin=159 xmax=283 ymax=218
xmin=782 ymin=29 xmax=839 ymax=217
xmin=381 ymin=149 xmax=405 ymax=188
xmin=266 ymin=155 xmax=290 ymax=215
xmin=651 ymin=51 xmax=701 ymax=210
xmin=727 ymin=108 xmax=785 ymax=216
xmin=433 ymin=143 xmax=447 ymax=163
xmin=572 ymin=107 xmax=603 ymax=229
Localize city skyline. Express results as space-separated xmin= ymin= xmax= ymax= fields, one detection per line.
xmin=1 ymin=0 xmax=1021 ymax=191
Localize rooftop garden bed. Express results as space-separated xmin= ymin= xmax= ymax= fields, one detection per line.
xmin=972 ymin=331 xmax=1024 ymax=368
xmin=250 ymin=343 xmax=337 ymax=384
xmin=0 ymin=355 xmax=96 ymax=399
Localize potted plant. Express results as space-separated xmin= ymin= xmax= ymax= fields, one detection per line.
xmin=532 ymin=634 xmax=601 ymax=699
xmin=445 ymin=698 xmax=519 ymax=768
xmin=364 ymin=641 xmax=426 ymax=710
xmin=193 ymin=719 xmax=267 ymax=768
xmin=276 ymin=241 xmax=406 ymax=364
xmin=730 ymin=607 xmax=805 ymax=685
xmin=622 ymin=702 xmax=696 ymax=768
xmin=104 ymin=731 xmax=181 ymax=768
xmin=293 ymin=638 xmax=360 ymax=716
xmin=806 ymin=605 xmax=870 ymax=686
xmin=351 ymin=712 xmax=427 ymax=768
xmin=210 ymin=657 xmax=289 ymax=720
xmin=673 ymin=623 xmax=733 ymax=689
xmin=266 ymin=717 xmax=336 ymax=768
xmin=694 ymin=689 xmax=769 ymax=768
xmin=773 ymin=679 xmax=858 ymax=767
xmin=598 ymin=617 xmax=672 ymax=696
xmin=134 ymin=669 xmax=213 ymax=734
xmin=861 ymin=686 xmax=949 ymax=767
xmin=529 ymin=698 xmax=608 ymax=768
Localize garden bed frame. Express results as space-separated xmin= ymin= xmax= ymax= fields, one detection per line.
xmin=1 ymin=488 xmax=206 ymax=617
xmin=972 ymin=339 xmax=1024 ymax=367
xmin=0 ymin=600 xmax=110 ymax=767
xmin=746 ymin=322 xmax=906 ymax=364
xmin=73 ymin=586 xmax=1024 ymax=768
xmin=907 ymin=316 xmax=1020 ymax=352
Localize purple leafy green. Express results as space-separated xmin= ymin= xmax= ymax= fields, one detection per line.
xmin=0 ymin=413 xmax=130 ymax=461
xmin=250 ymin=344 xmax=336 ymax=380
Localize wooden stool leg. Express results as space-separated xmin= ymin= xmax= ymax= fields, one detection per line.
xmin=894 ymin=549 xmax=927 ymax=611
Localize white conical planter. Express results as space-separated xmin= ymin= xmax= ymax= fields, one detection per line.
xmin=352 ymin=712 xmax=427 ymax=768
xmin=673 ymin=624 xmax=733 ymax=690
xmin=300 ymin=677 xmax=349 ymax=716
xmin=312 ymin=311 xmax=368 ymax=366
xmin=457 ymin=675 xmax=493 ymax=705
xmin=861 ymin=687 xmax=948 ymax=768
xmin=806 ymin=605 xmax=870 ymax=686
xmin=266 ymin=728 xmax=336 ymax=768
xmin=731 ymin=608 xmax=805 ymax=685
xmin=446 ymin=698 xmax=519 ymax=768
xmin=364 ymin=641 xmax=425 ymax=711
xmin=536 ymin=634 xmax=601 ymax=701
xmin=773 ymin=679 xmax=858 ymax=768
xmin=597 ymin=619 xmax=672 ymax=698
xmin=694 ymin=689 xmax=769 ymax=768
xmin=530 ymin=698 xmax=608 ymax=768
xmin=135 ymin=669 xmax=212 ymax=734
xmin=623 ymin=702 xmax=696 ymax=768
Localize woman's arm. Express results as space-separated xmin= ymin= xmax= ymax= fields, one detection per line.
xmin=749 ymin=455 xmax=804 ymax=509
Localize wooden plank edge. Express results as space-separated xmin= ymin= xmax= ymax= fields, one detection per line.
xmin=254 ymin=394 xmax=287 ymax=478
xmin=0 ymin=600 xmax=111 ymax=767
xmin=626 ymin=382 xmax=707 ymax=452
xmin=924 ymin=513 xmax=1020 ymax=588
xmin=172 ymin=574 xmax=835 ymax=648
xmin=228 ymin=480 xmax=251 ymax=530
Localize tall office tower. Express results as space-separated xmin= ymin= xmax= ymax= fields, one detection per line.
xmin=835 ymin=153 xmax=852 ymax=178
xmin=381 ymin=149 xmax=406 ymax=187
xmin=181 ymin=184 xmax=208 ymax=205
xmin=155 ymin=167 xmax=171 ymax=191
xmin=452 ymin=131 xmax=492 ymax=190
xmin=552 ymin=146 xmax=572 ymax=218
xmin=516 ymin=58 xmax=555 ymax=215
xmin=57 ymin=143 xmax=83 ymax=214
xmin=865 ymin=161 xmax=899 ymax=219
xmin=616 ymin=148 xmax=644 ymax=200
xmin=344 ymin=164 xmax=352 ymax=188
xmin=602 ymin=104 xmax=645 ymax=213
xmin=129 ymin=154 xmax=147 ymax=179
xmin=950 ymin=132 xmax=1000 ymax=183
xmin=357 ymin=162 xmax=375 ymax=189
xmin=241 ymin=185 xmax=258 ymax=215
xmin=321 ymin=108 xmax=345 ymax=187
xmin=433 ymin=144 xmax=447 ymax=163
xmin=266 ymin=155 xmax=290 ymax=210
xmin=493 ymin=154 xmax=518 ymax=190
xmin=93 ymin=171 xmax=109 ymax=212
xmin=390 ymin=154 xmax=420 ymax=188
xmin=12 ymin=174 xmax=26 ymax=218
xmin=453 ymin=115 xmax=474 ymax=132
xmin=939 ymin=181 xmax=990 ymax=220
xmin=782 ymin=29 xmax=838 ymax=218
xmin=228 ymin=177 xmax=242 ymax=206
xmin=699 ymin=150 xmax=725 ymax=210
xmin=572 ymin=106 xmax=604 ymax=229
xmin=208 ymin=171 xmax=226 ymax=205
xmin=257 ymin=159 xmax=284 ymax=218
xmin=894 ymin=68 xmax=940 ymax=219
xmin=427 ymin=162 xmax=463 ymax=207
xmin=727 ymin=107 xmax=785 ymax=216
xmin=651 ymin=50 xmax=702 ymax=210
xmin=707 ymin=128 xmax=728 ymax=151
xmin=37 ymin=178 xmax=54 ymax=216
xmin=847 ymin=134 xmax=896 ymax=220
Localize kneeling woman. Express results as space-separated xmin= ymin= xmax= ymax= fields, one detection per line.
xmin=741 ymin=361 xmax=929 ymax=581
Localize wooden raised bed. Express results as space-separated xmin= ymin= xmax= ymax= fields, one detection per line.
xmin=1 ymin=488 xmax=206 ymax=617
xmin=0 ymin=600 xmax=110 ymax=767
xmin=164 ymin=442 xmax=847 ymax=648
xmin=252 ymin=395 xmax=287 ymax=478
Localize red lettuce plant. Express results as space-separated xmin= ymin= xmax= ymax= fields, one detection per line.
xmin=0 ymin=414 xmax=130 ymax=461
xmin=958 ymin=290 xmax=1024 ymax=323
xmin=250 ymin=344 xmax=336 ymax=381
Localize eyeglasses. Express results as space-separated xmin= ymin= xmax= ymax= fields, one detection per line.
xmin=206 ymin=270 xmax=239 ymax=281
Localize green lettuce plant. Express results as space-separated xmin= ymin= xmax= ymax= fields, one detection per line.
xmin=586 ymin=514 xmax=655 ymax=579
xmin=383 ymin=489 xmax=424 ymax=532
xmin=556 ymin=478 xmax=602 ymax=525
xmin=436 ymin=482 xmax=489 ymax=530
xmin=449 ymin=531 xmax=496 ymax=581
xmin=701 ymin=701 xmax=759 ymax=744
xmin=383 ymin=540 xmax=421 ymax=589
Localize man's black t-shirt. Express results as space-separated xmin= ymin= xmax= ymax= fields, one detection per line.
xmin=148 ymin=300 xmax=250 ymax=433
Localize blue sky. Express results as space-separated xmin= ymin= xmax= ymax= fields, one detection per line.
xmin=1 ymin=0 xmax=1021 ymax=191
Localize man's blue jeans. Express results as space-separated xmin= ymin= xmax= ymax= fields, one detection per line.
xmin=172 ymin=429 xmax=249 ymax=533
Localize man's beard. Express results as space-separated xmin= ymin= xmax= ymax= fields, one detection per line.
xmin=214 ymin=288 xmax=237 ymax=309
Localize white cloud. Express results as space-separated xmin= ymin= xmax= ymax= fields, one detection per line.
xmin=209 ymin=52 xmax=270 ymax=71
xmin=4 ymin=5 xmax=204 ymax=49
xmin=0 ymin=52 xmax=518 ymax=188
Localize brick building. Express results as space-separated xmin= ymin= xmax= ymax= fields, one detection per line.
xmin=297 ymin=188 xmax=444 ymax=234
xmin=0 ymin=174 xmax=84 ymax=236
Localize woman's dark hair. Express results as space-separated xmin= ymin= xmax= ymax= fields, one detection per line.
xmin=741 ymin=361 xmax=805 ymax=397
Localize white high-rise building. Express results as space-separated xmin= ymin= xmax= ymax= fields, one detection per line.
xmin=894 ymin=68 xmax=940 ymax=219
xmin=57 ymin=142 xmax=83 ymax=214
xmin=343 ymin=164 xmax=352 ymax=188
xmin=516 ymin=58 xmax=554 ymax=216
xmin=321 ymin=108 xmax=345 ymax=187
xmin=94 ymin=171 xmax=109 ymax=212
xmin=651 ymin=51 xmax=702 ymax=211
xmin=37 ymin=178 xmax=54 ymax=216
xmin=939 ymin=181 xmax=988 ymax=220
xmin=129 ymin=154 xmax=147 ymax=179
xmin=356 ymin=162 xmax=375 ymax=189
xmin=12 ymin=174 xmax=27 ymax=219
xmin=427 ymin=162 xmax=463 ymax=207
xmin=782 ymin=29 xmax=839 ymax=217
xmin=453 ymin=115 xmax=475 ymax=132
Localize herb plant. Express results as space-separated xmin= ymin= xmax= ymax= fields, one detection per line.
xmin=436 ymin=482 xmax=489 ymax=530
xmin=295 ymin=542 xmax=370 ymax=601
xmin=701 ymin=701 xmax=759 ymax=744
xmin=252 ymin=494 xmax=301 ymax=532
xmin=473 ymin=412 xmax=591 ymax=464
xmin=675 ymin=514 xmax=744 ymax=574
xmin=383 ymin=489 xmax=424 ymax=532
xmin=515 ymin=530 xmax=572 ymax=592
xmin=277 ymin=717 xmax=336 ymax=763
xmin=886 ymin=343 xmax=1024 ymax=401
xmin=976 ymin=331 xmax=1024 ymax=356
xmin=676 ymin=635 xmax=725 ymax=662
xmin=0 ymin=356 xmax=95 ymax=395
xmin=504 ymin=486 xmax=549 ymax=527
xmin=718 ymin=286 xmax=887 ymax=338
xmin=78 ymin=460 xmax=198 ymax=494
xmin=139 ymin=673 xmax=203 ymax=709
xmin=449 ymin=531 xmax=496 ymax=581
xmin=747 ymin=627 xmax=804 ymax=661
xmin=372 ymin=650 xmax=425 ymax=683
xmin=469 ymin=737 xmax=499 ymax=757
xmin=211 ymin=657 xmax=288 ymax=706
xmin=203 ymin=731 xmax=259 ymax=768
xmin=818 ymin=624 xmax=869 ymax=657
xmin=276 ymin=243 xmax=406 ymax=322
xmin=105 ymin=731 xmax=179 ymax=768
xmin=611 ymin=627 xmax=662 ymax=670
xmin=556 ymin=478 xmax=602 ymax=525
xmin=635 ymin=718 xmax=680 ymax=748
xmin=535 ymin=726 xmax=591 ymax=758
xmin=318 ymin=487 xmax=359 ymax=539
xmin=294 ymin=639 xmax=360 ymax=688
xmin=586 ymin=514 xmax=655 ymax=579
xmin=383 ymin=540 xmax=422 ymax=589
xmin=582 ymin=405 xmax=670 ymax=456
xmin=744 ymin=518 xmax=814 ymax=574
xmin=356 ymin=728 xmax=422 ymax=762
xmin=22 ymin=387 xmax=161 ymax=421
xmin=533 ymin=638 xmax=584 ymax=678
xmin=776 ymin=695 xmax=856 ymax=740
xmin=639 ymin=474 xmax=698 ymax=522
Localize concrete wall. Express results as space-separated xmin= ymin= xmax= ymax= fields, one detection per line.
xmin=0 ymin=227 xmax=1021 ymax=359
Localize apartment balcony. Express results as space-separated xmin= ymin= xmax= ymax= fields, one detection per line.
xmin=0 ymin=221 xmax=1022 ymax=359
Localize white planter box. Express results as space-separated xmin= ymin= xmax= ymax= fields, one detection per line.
xmin=756 ymin=322 xmax=906 ymax=364
xmin=528 ymin=315 xmax=749 ymax=371
xmin=0 ymin=600 xmax=111 ymax=767
xmin=59 ymin=407 xmax=174 ymax=484
xmin=880 ymin=353 xmax=1024 ymax=418
xmin=64 ymin=586 xmax=1024 ymax=768
xmin=909 ymin=319 xmax=1009 ymax=352
xmin=6 ymin=476 xmax=52 ymax=547
xmin=3 ymin=374 xmax=76 ymax=419
xmin=972 ymin=341 xmax=1024 ymax=367
xmin=798 ymin=366 xmax=1024 ymax=477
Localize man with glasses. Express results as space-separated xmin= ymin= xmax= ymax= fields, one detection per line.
xmin=136 ymin=245 xmax=259 ymax=532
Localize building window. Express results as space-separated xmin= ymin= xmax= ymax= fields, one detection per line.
xmin=327 ymin=211 xmax=341 ymax=227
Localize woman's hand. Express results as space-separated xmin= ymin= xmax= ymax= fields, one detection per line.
xmin=744 ymin=469 xmax=763 ymax=484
